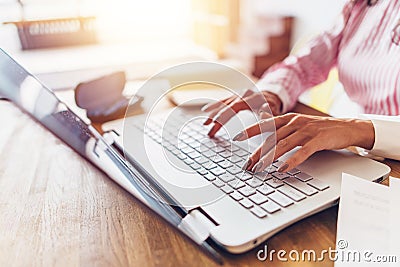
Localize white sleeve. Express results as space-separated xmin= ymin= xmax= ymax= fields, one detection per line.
xmin=359 ymin=114 xmax=400 ymax=161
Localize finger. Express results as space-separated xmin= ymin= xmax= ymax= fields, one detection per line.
xmin=265 ymin=95 xmax=282 ymax=116
xmin=233 ymin=118 xmax=274 ymax=141
xmin=258 ymin=103 xmax=274 ymax=119
xmin=278 ymin=140 xmax=321 ymax=172
xmin=259 ymin=111 xmax=273 ymax=120
xmin=244 ymin=121 xmax=302 ymax=171
xmin=241 ymin=88 xmax=256 ymax=98
xmin=244 ymin=133 xmax=276 ymax=171
xmin=207 ymin=92 xmax=259 ymax=137
xmin=233 ymin=113 xmax=297 ymax=141
xmin=258 ymin=102 xmax=272 ymax=114
xmin=207 ymin=99 xmax=248 ymax=137
xmin=201 ymin=95 xmax=235 ymax=112
xmin=203 ymin=96 xmax=237 ymax=125
xmin=273 ymin=132 xmax=308 ymax=162
xmin=203 ymin=90 xmax=254 ymax=125
xmin=251 ymin=149 xmax=275 ymax=173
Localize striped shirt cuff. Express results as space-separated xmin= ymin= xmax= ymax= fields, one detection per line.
xmin=254 ymin=80 xmax=293 ymax=114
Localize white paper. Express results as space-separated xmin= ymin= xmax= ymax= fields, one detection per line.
xmin=335 ymin=174 xmax=399 ymax=267
xmin=389 ymin=178 xmax=400 ymax=262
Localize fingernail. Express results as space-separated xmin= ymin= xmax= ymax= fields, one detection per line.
xmin=233 ymin=131 xmax=244 ymax=141
xmin=201 ymin=104 xmax=210 ymax=112
xmin=253 ymin=160 xmax=265 ymax=172
xmin=203 ymin=118 xmax=212 ymax=125
xmin=242 ymin=158 xmax=252 ymax=170
xmin=278 ymin=163 xmax=289 ymax=173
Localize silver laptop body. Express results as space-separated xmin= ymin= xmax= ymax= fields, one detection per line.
xmin=107 ymin=107 xmax=391 ymax=253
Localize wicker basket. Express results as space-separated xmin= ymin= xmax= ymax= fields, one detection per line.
xmin=4 ymin=16 xmax=98 ymax=50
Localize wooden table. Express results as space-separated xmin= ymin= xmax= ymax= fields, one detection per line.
xmin=0 ymin=99 xmax=398 ymax=267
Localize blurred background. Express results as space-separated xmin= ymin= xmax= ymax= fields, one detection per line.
xmin=0 ymin=0 xmax=360 ymax=116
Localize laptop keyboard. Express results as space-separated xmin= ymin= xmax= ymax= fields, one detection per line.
xmin=133 ymin=113 xmax=330 ymax=219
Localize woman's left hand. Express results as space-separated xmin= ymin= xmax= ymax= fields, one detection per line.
xmin=233 ymin=113 xmax=376 ymax=173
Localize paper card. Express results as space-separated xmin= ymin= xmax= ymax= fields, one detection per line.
xmin=389 ymin=177 xmax=400 ymax=261
xmin=335 ymin=173 xmax=396 ymax=266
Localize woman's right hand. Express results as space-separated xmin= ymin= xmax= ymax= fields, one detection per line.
xmin=202 ymin=89 xmax=283 ymax=137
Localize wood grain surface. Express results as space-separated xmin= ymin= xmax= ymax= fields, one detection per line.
xmin=0 ymin=100 xmax=398 ymax=267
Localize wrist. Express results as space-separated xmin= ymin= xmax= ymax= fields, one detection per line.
xmin=350 ymin=119 xmax=375 ymax=150
xmin=262 ymin=91 xmax=283 ymax=115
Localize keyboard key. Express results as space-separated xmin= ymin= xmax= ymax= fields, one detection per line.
xmin=236 ymin=172 xmax=253 ymax=181
xmin=272 ymin=172 xmax=290 ymax=180
xmin=239 ymin=198 xmax=254 ymax=209
xmin=295 ymin=172 xmax=313 ymax=182
xmin=216 ymin=140 xmax=231 ymax=148
xmin=210 ymin=167 xmax=226 ymax=176
xmin=268 ymin=191 xmax=294 ymax=207
xmin=218 ymin=160 xmax=233 ymax=169
xmin=202 ymin=140 xmax=217 ymax=148
xmin=257 ymin=184 xmax=274 ymax=195
xmin=212 ymin=146 xmax=226 ymax=153
xmin=265 ymin=165 xmax=278 ymax=173
xmin=273 ymin=161 xmax=285 ymax=168
xmin=202 ymin=150 xmax=216 ymax=158
xmin=238 ymin=186 xmax=256 ymax=197
xmin=230 ymin=191 xmax=243 ymax=201
xmin=181 ymin=146 xmax=194 ymax=154
xmin=211 ymin=155 xmax=225 ymax=163
xmin=221 ymin=185 xmax=234 ymax=194
xmin=187 ymin=151 xmax=201 ymax=159
xmin=278 ymin=185 xmax=306 ymax=202
xmin=219 ymin=150 xmax=232 ymax=158
xmin=194 ymin=157 xmax=209 ymax=165
xmin=184 ymin=158 xmax=194 ymax=165
xmin=307 ymin=178 xmax=330 ymax=191
xmin=287 ymin=168 xmax=301 ymax=175
xmin=196 ymin=168 xmax=208 ymax=176
xmin=266 ymin=178 xmax=284 ymax=188
xmin=229 ymin=155 xmax=243 ymax=163
xmin=235 ymin=150 xmax=249 ymax=157
xmin=249 ymin=192 xmax=269 ymax=205
xmin=260 ymin=201 xmax=281 ymax=214
xmin=187 ymin=140 xmax=200 ymax=149
xmin=227 ymin=166 xmax=242 ymax=175
xmin=177 ymin=153 xmax=187 ymax=160
xmin=250 ymin=206 xmax=268 ymax=218
xmin=230 ymin=145 xmax=241 ymax=152
xmin=190 ymin=163 xmax=201 ymax=170
xmin=284 ymin=177 xmax=318 ymax=196
xmin=204 ymin=173 xmax=216 ymax=181
xmin=169 ymin=148 xmax=180 ymax=155
xmin=255 ymin=172 xmax=273 ymax=181
xmin=203 ymin=162 xmax=218 ymax=170
xmin=212 ymin=178 xmax=225 ymax=187
xmin=246 ymin=178 xmax=263 ymax=188
xmin=219 ymin=173 xmax=235 ymax=183
xmin=235 ymin=159 xmax=246 ymax=167
xmin=228 ymin=179 xmax=246 ymax=189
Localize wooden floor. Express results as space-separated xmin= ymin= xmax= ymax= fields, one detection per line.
xmin=0 ymin=100 xmax=398 ymax=267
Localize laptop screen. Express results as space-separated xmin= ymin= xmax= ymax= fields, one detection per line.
xmin=0 ymin=48 xmax=92 ymax=156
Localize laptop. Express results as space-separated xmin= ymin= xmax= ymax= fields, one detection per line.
xmin=105 ymin=102 xmax=391 ymax=253
xmin=0 ymin=48 xmax=390 ymax=255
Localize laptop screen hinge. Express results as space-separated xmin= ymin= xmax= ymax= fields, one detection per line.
xmin=178 ymin=209 xmax=218 ymax=244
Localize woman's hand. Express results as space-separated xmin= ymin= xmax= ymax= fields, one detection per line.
xmin=202 ymin=89 xmax=283 ymax=137
xmin=233 ymin=113 xmax=375 ymax=173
